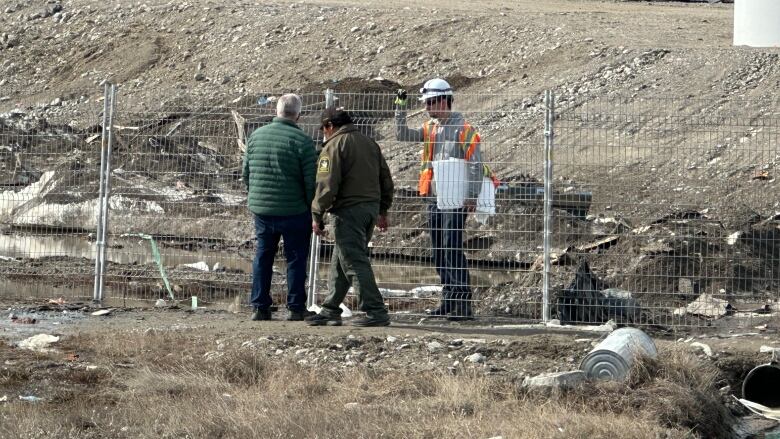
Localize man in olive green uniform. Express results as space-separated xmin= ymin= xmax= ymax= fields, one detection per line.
xmin=305 ymin=108 xmax=394 ymax=327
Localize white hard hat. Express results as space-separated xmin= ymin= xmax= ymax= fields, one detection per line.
xmin=419 ymin=78 xmax=453 ymax=101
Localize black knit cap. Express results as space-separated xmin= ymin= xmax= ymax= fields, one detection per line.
xmin=320 ymin=107 xmax=353 ymax=128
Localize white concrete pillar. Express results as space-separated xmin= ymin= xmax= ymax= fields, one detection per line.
xmin=734 ymin=0 xmax=780 ymax=47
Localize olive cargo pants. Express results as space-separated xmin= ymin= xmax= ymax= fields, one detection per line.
xmin=318 ymin=203 xmax=388 ymax=320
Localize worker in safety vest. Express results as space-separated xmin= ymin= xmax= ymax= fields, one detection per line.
xmin=394 ymin=78 xmax=481 ymax=320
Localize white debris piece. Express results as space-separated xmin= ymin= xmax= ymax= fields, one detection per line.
xmin=690 ymin=342 xmax=713 ymax=357
xmin=180 ymin=261 xmax=209 ymax=271
xmin=18 ymin=334 xmax=60 ymax=352
xmin=674 ymin=294 xmax=731 ymax=319
xmin=408 ymin=285 xmax=442 ymax=298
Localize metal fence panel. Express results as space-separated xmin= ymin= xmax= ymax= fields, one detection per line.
xmin=2 ymin=84 xmax=777 ymax=329
xmin=0 ymin=88 xmax=105 ymax=301
xmin=553 ymin=94 xmax=780 ymax=328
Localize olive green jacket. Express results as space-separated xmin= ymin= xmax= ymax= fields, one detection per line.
xmin=312 ymin=124 xmax=394 ymax=223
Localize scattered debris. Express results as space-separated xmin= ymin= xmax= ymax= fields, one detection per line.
xmin=179 ymin=261 xmax=210 ymax=272
xmin=673 ymin=293 xmax=732 ymax=319
xmin=690 ymin=342 xmax=714 ymax=357
xmin=91 ymin=309 xmax=115 ymax=316
xmin=738 ymin=398 xmax=780 ymax=421
xmin=18 ymin=395 xmax=44 ymax=403
xmin=557 ymin=260 xmax=639 ymax=324
xmin=10 ymin=315 xmax=37 ymax=324
xmin=522 ymin=371 xmax=585 ymax=389
xmin=575 ymin=235 xmax=620 ymax=253
xmin=752 ymin=169 xmax=771 ymax=180
xmin=18 ymin=334 xmax=60 ymax=352
xmin=580 ymin=327 xmax=657 ymax=380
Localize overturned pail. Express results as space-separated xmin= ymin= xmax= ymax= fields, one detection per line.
xmin=580 ymin=327 xmax=657 ymax=381
xmin=743 ymin=362 xmax=780 ymax=409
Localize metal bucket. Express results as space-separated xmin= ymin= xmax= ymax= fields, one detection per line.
xmin=580 ymin=327 xmax=658 ymax=381
xmin=743 ymin=362 xmax=780 ymax=409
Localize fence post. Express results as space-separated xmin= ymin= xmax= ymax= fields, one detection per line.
xmin=306 ymin=89 xmax=335 ymax=309
xmin=542 ymin=90 xmax=555 ymax=324
xmin=92 ymin=83 xmax=117 ymax=304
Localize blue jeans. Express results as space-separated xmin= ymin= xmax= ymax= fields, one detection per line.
xmin=428 ymin=204 xmax=472 ymax=307
xmin=250 ymin=211 xmax=312 ymax=312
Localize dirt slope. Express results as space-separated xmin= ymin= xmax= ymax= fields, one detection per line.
xmin=0 ymin=0 xmax=740 ymax=111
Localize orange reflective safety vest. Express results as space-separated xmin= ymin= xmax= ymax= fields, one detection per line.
xmin=418 ymin=120 xmax=497 ymax=195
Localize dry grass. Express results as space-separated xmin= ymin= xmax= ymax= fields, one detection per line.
xmin=551 ymin=346 xmax=733 ymax=439
xmin=0 ymin=331 xmax=731 ymax=439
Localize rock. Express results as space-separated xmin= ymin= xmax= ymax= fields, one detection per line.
xmin=690 ymin=342 xmax=713 ymax=357
xmin=194 ymin=72 xmax=205 ymax=81
xmin=465 ymin=353 xmax=485 ymax=364
xmin=678 ymin=278 xmax=696 ymax=295
xmin=522 ymin=371 xmax=586 ymax=389
xmin=386 ymin=336 xmax=397 ymax=343
xmin=426 ymin=341 xmax=444 ymax=353
xmin=344 ymin=402 xmax=360 ymax=410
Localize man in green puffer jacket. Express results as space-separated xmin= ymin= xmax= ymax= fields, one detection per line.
xmin=242 ymin=94 xmax=317 ymax=322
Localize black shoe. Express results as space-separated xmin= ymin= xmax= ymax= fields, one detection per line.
xmin=351 ymin=316 xmax=390 ymax=327
xmin=288 ymin=310 xmax=316 ymax=321
xmin=304 ymin=313 xmax=342 ymax=326
xmin=251 ymin=308 xmax=272 ymax=321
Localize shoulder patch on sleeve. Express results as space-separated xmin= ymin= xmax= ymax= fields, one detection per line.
xmin=318 ymin=157 xmax=330 ymax=174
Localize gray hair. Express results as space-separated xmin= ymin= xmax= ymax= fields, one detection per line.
xmin=277 ymin=94 xmax=302 ymax=119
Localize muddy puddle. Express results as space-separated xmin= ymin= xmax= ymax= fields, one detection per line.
xmin=0 ymin=233 xmax=523 ymax=302
xmin=0 ymin=306 xmax=87 ymax=344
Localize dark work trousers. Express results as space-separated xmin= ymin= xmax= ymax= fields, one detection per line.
xmin=250 ymin=211 xmax=312 ymax=312
xmin=428 ymin=203 xmax=472 ymax=311
xmin=319 ymin=203 xmax=388 ymax=320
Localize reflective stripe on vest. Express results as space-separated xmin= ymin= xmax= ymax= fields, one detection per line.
xmin=418 ymin=120 xmax=435 ymax=195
